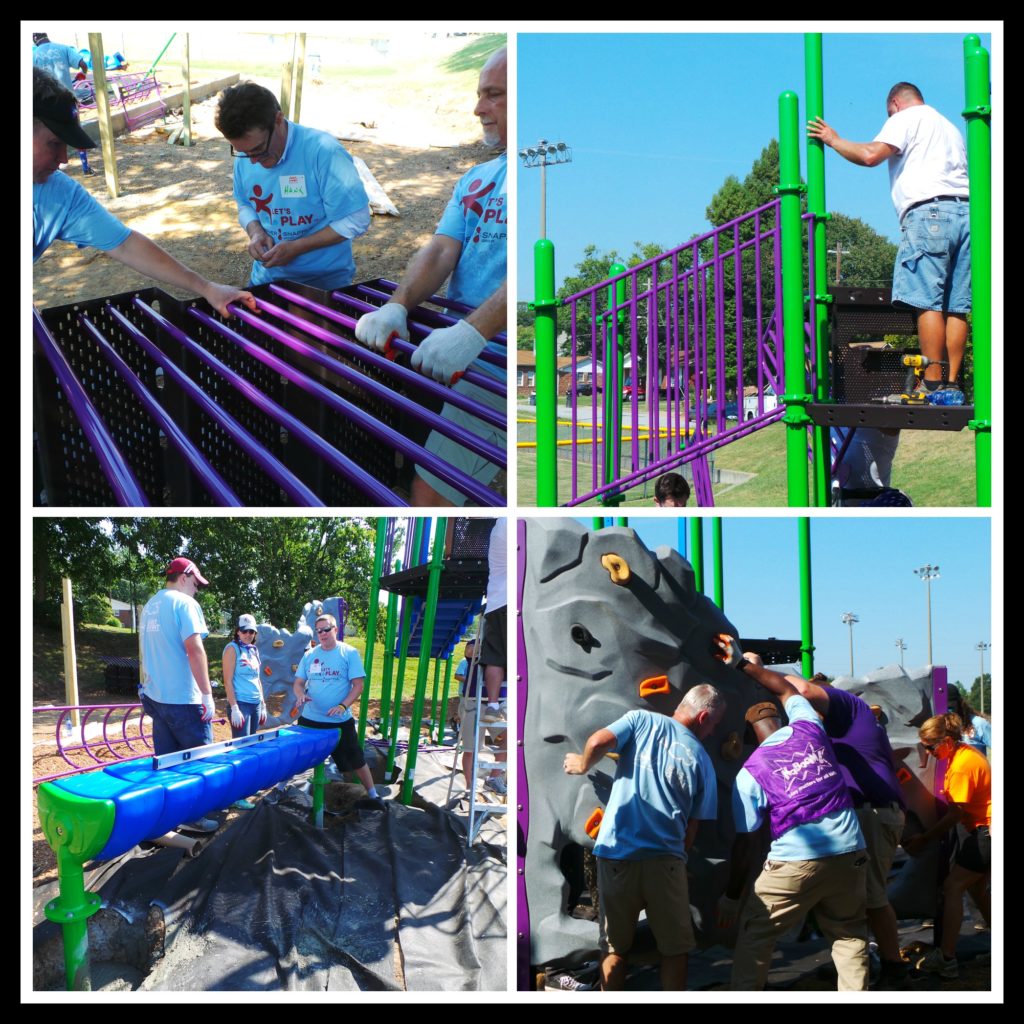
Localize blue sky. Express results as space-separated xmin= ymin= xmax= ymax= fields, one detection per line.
xmin=577 ymin=516 xmax=992 ymax=693
xmin=518 ymin=27 xmax=997 ymax=294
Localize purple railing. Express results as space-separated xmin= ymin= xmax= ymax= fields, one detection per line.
xmin=560 ymin=200 xmax=787 ymax=506
xmin=33 ymin=703 xmax=152 ymax=783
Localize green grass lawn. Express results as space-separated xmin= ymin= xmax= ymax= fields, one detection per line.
xmin=516 ymin=415 xmax=978 ymax=508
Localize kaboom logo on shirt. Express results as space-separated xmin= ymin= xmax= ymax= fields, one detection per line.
xmin=769 ymin=741 xmax=837 ymax=795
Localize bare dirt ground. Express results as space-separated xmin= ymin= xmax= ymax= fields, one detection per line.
xmin=33 ymin=72 xmax=495 ymax=309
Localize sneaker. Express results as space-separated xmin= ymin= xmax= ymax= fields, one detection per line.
xmin=232 ymin=798 xmax=256 ymax=810
xmin=355 ymin=795 xmax=387 ymax=812
xmin=180 ymin=817 xmax=219 ymax=833
xmin=545 ymin=970 xmax=595 ymax=992
xmin=482 ymin=705 xmax=506 ymax=724
xmin=484 ymin=776 xmax=507 ymax=796
xmin=917 ymin=947 xmax=958 ymax=979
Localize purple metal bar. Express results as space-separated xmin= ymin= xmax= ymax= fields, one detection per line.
xmin=34 ymin=703 xmax=152 ymax=783
xmin=268 ymin=285 xmax=505 ymax=430
xmin=334 ymin=289 xmax=506 ymax=373
xmin=364 ymin=280 xmax=507 ymax=348
xmin=566 ymin=406 xmax=787 ymax=506
xmin=195 ymin=309 xmax=502 ymax=507
xmin=375 ymin=278 xmax=507 ymax=345
xmin=734 ymin=221 xmax=746 ymax=416
xmin=516 ymin=517 xmax=530 ymax=991
xmin=134 ymin=300 xmax=405 ymax=507
xmin=570 ymin=302 xmax=578 ymax=501
xmin=106 ymin=304 xmax=324 ymax=507
xmin=590 ymin=291 xmax=598 ymax=498
xmin=232 ymin=300 xmax=505 ymax=469
xmin=629 ymin=268 xmax=640 ymax=473
xmin=78 ymin=314 xmax=243 ymax=507
xmin=32 ymin=309 xmax=150 ymax=507
xmin=692 ymin=454 xmax=715 ymax=507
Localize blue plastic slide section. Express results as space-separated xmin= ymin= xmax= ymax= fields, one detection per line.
xmin=47 ymin=726 xmax=339 ymax=860
xmin=403 ymin=597 xmax=482 ymax=659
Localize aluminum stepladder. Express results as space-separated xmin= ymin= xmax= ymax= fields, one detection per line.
xmin=443 ymin=604 xmax=507 ymax=844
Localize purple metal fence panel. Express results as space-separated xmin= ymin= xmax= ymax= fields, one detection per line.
xmin=516 ymin=518 xmax=530 ymax=991
xmin=560 ymin=201 xmax=791 ymax=505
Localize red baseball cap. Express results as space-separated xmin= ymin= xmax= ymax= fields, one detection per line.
xmin=165 ymin=557 xmax=209 ymax=586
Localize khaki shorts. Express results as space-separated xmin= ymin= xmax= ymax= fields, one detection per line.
xmin=457 ymin=698 xmax=506 ymax=751
xmin=856 ymin=805 xmax=906 ymax=910
xmin=597 ymin=855 xmax=695 ymax=958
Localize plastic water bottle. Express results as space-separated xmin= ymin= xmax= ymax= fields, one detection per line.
xmin=61 ymin=717 xmax=73 ymax=741
xmin=929 ymin=389 xmax=965 ymax=406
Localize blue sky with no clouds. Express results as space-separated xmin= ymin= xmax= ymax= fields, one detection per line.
xmin=518 ymin=26 xmax=998 ymax=295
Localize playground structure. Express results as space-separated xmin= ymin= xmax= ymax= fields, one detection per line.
xmin=529 ymin=34 xmax=991 ymax=508
xmin=33 ymin=280 xmax=506 ymax=508
xmin=516 ymin=517 xmax=957 ymax=989
xmin=34 ymin=516 xmax=505 ymax=991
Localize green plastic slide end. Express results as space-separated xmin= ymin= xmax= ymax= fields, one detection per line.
xmin=37 ymin=782 xmax=116 ymax=867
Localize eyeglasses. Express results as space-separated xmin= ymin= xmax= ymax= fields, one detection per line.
xmin=231 ymin=122 xmax=276 ymax=159
xmin=923 ymin=739 xmax=946 ymax=753
xmin=240 ymin=628 xmax=256 ymax=635
xmin=316 ymin=626 xmax=334 ymax=635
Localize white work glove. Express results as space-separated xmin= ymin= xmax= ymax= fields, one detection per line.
xmin=230 ymin=704 xmax=245 ymax=730
xmin=354 ymin=301 xmax=409 ymax=352
xmin=712 ymin=632 xmax=745 ymax=670
xmin=410 ymin=319 xmax=486 ymax=384
xmin=258 ymin=700 xmax=268 ymax=726
xmin=200 ymin=692 xmax=216 ymax=723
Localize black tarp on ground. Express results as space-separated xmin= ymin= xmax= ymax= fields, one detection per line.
xmin=34 ymin=787 xmax=506 ymax=992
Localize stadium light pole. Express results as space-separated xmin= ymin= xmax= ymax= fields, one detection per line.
xmin=841 ymin=612 xmax=859 ymax=676
xmin=518 ymin=139 xmax=572 ymax=239
xmin=913 ymin=565 xmax=940 ymax=664
xmin=975 ymin=641 xmax=990 ymax=714
xmin=894 ymin=637 xmax=907 ymax=670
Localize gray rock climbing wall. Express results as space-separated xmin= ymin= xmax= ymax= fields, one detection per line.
xmin=522 ymin=519 xmax=783 ymax=968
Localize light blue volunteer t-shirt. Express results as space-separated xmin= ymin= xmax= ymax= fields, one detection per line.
xmin=33 ymin=42 xmax=83 ymax=88
xmin=233 ymin=121 xmax=368 ymax=290
xmin=295 ymin=642 xmax=365 ymax=724
xmin=33 ymin=171 xmax=132 ymax=263
xmin=592 ymin=710 xmax=718 ymax=862
xmin=223 ymin=640 xmax=263 ymax=704
xmin=732 ymin=694 xmax=865 ymax=861
xmin=139 ymin=588 xmax=209 ymax=705
xmin=435 ymin=153 xmax=507 ymax=383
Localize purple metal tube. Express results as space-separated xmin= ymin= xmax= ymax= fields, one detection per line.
xmin=231 ymin=301 xmax=504 ymax=469
xmin=803 ymin=211 xmax=820 ymax=392
xmin=78 ymin=314 xmax=243 ymax=507
xmin=190 ymin=309 xmax=501 ymax=507
xmin=629 ymin=269 xmax=640 ymax=474
xmin=567 ymin=406 xmax=786 ymax=506
xmin=590 ymin=291 xmax=598 ymax=498
xmin=110 ymin=304 xmax=324 ymax=507
xmin=268 ymin=286 xmax=505 ymax=430
xmin=734 ymin=222 xmax=746 ymax=415
xmin=332 ymin=289 xmax=506 ymax=373
xmin=375 ymin=278 xmax=507 ymax=345
xmin=570 ymin=302 xmax=578 ymax=501
xmin=516 ymin=517 xmax=530 ymax=991
xmin=134 ymin=302 xmax=405 ymax=507
xmin=32 ymin=309 xmax=150 ymax=507
xmin=713 ymin=230 xmax=726 ymax=437
xmin=692 ymin=453 xmax=715 ymax=507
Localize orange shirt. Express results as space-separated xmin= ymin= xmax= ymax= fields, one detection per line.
xmin=942 ymin=744 xmax=991 ymax=829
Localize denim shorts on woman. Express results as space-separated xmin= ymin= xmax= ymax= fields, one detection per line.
xmin=892 ymin=198 xmax=971 ymax=313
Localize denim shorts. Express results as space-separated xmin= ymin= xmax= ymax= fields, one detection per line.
xmin=141 ymin=693 xmax=213 ymax=756
xmin=892 ymin=199 xmax=971 ymax=313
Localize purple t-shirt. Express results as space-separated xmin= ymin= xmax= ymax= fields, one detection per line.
xmin=824 ymin=687 xmax=905 ymax=809
xmin=743 ymin=718 xmax=853 ymax=842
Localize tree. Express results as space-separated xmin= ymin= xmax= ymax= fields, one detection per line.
xmin=33 ymin=518 xmax=120 ymax=606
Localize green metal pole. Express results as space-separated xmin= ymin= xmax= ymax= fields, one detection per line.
xmin=534 ymin=239 xmax=559 ymax=506
xmin=437 ymin=655 xmax=455 ymax=744
xmin=691 ymin=518 xmax=705 ymax=595
xmin=963 ymin=35 xmax=991 ymax=506
xmin=428 ymin=657 xmax=442 ymax=742
xmin=711 ymin=517 xmax=724 ymax=611
xmin=805 ymin=33 xmax=831 ymax=508
xmin=359 ymin=519 xmax=388 ymax=744
xmin=378 ymin=560 xmax=401 ymax=739
xmin=402 ymin=519 xmax=447 ymax=805
xmin=778 ymin=90 xmax=811 ymax=507
xmin=142 ymin=32 xmax=177 ymax=80
xmin=615 ymin=517 xmax=628 ymax=527
xmin=798 ymin=516 xmax=815 ymax=677
xmin=591 ymin=517 xmax=604 ymax=530
xmin=311 ymin=761 xmax=326 ymax=828
xmin=603 ymin=263 xmax=627 ymax=505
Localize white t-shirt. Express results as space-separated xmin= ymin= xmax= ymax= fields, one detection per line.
xmin=485 ymin=517 xmax=506 ymax=612
xmin=873 ymin=104 xmax=969 ymax=221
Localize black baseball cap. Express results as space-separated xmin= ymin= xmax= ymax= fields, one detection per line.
xmin=35 ymin=94 xmax=96 ymax=150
